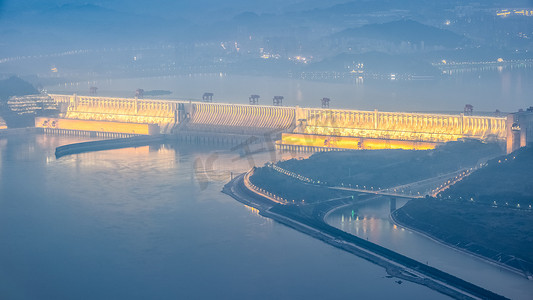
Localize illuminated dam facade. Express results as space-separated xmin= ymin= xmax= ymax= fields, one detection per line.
xmin=36 ymin=94 xmax=508 ymax=151
xmin=45 ymin=94 xmax=179 ymax=133
xmin=289 ymin=108 xmax=507 ymax=151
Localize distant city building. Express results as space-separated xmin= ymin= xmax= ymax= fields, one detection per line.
xmin=8 ymin=94 xmax=58 ymax=115
xmin=496 ymin=9 xmax=533 ymax=17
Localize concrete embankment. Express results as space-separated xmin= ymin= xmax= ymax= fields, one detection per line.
xmin=55 ymin=135 xmax=167 ymax=158
xmin=222 ymin=174 xmax=509 ymax=300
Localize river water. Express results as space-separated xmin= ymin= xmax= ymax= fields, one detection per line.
xmin=0 ymin=134 xmax=449 ymax=299
xmin=47 ymin=63 xmax=533 ymax=113
xmin=10 ymin=66 xmax=532 ymax=298
xmin=325 ymin=198 xmax=533 ymax=300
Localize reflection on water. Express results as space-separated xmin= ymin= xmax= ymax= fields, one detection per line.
xmin=0 ymin=134 xmax=449 ymax=299
xmin=326 ymin=197 xmax=533 ymax=300
xmin=332 ymin=198 xmax=410 ymax=241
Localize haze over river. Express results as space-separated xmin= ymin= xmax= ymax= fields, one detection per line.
xmin=47 ymin=63 xmax=533 ymax=113
xmin=0 ymin=135 xmax=450 ymax=299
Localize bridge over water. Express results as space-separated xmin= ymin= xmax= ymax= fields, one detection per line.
xmin=37 ymin=94 xmax=508 ymax=151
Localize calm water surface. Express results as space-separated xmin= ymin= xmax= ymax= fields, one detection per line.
xmin=48 ymin=65 xmax=533 ymax=113
xmin=0 ymin=135 xmax=448 ymax=299
xmin=325 ymin=198 xmax=533 ymax=300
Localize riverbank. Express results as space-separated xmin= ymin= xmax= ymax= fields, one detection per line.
xmin=391 ymin=198 xmax=533 ymax=278
xmin=324 ymin=195 xmax=529 ymax=279
xmin=389 ymin=207 xmax=529 ymax=279
xmin=388 ymin=148 xmax=533 ymax=279
xmin=223 ymin=173 xmax=508 ymax=300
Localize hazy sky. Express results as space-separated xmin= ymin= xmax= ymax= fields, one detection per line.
xmin=1 ymin=0 xmax=531 ymax=112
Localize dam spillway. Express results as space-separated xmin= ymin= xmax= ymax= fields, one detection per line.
xmin=38 ymin=93 xmax=509 ymax=151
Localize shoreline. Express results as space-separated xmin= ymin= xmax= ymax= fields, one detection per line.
xmin=323 ymin=193 xmax=528 ymax=279
xmin=223 ymin=172 xmax=509 ymax=300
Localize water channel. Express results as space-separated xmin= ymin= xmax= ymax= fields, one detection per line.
xmin=325 ymin=197 xmax=533 ymax=300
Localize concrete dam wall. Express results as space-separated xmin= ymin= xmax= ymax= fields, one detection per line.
xmin=45 ymin=94 xmax=508 ymax=151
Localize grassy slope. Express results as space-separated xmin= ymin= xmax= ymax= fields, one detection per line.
xmin=250 ymin=140 xmax=503 ymax=203
xmin=278 ymin=140 xmax=503 ymax=189
xmin=249 ymin=167 xmax=354 ymax=203
xmin=439 ymin=147 xmax=533 ymax=205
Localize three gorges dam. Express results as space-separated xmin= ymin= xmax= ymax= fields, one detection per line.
xmin=35 ymin=94 xmax=521 ymax=153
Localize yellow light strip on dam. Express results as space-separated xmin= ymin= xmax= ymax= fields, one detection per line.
xmin=281 ymin=133 xmax=438 ymax=150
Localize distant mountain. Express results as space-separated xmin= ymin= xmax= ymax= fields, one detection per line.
xmin=313 ymin=0 xmax=532 ymax=15
xmin=0 ymin=0 xmax=529 ymax=77
xmin=0 ymin=76 xmax=39 ymax=128
xmin=0 ymin=76 xmax=38 ymax=102
xmin=334 ymin=20 xmax=465 ymax=47
xmin=0 ymin=2 xmax=188 ymax=51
